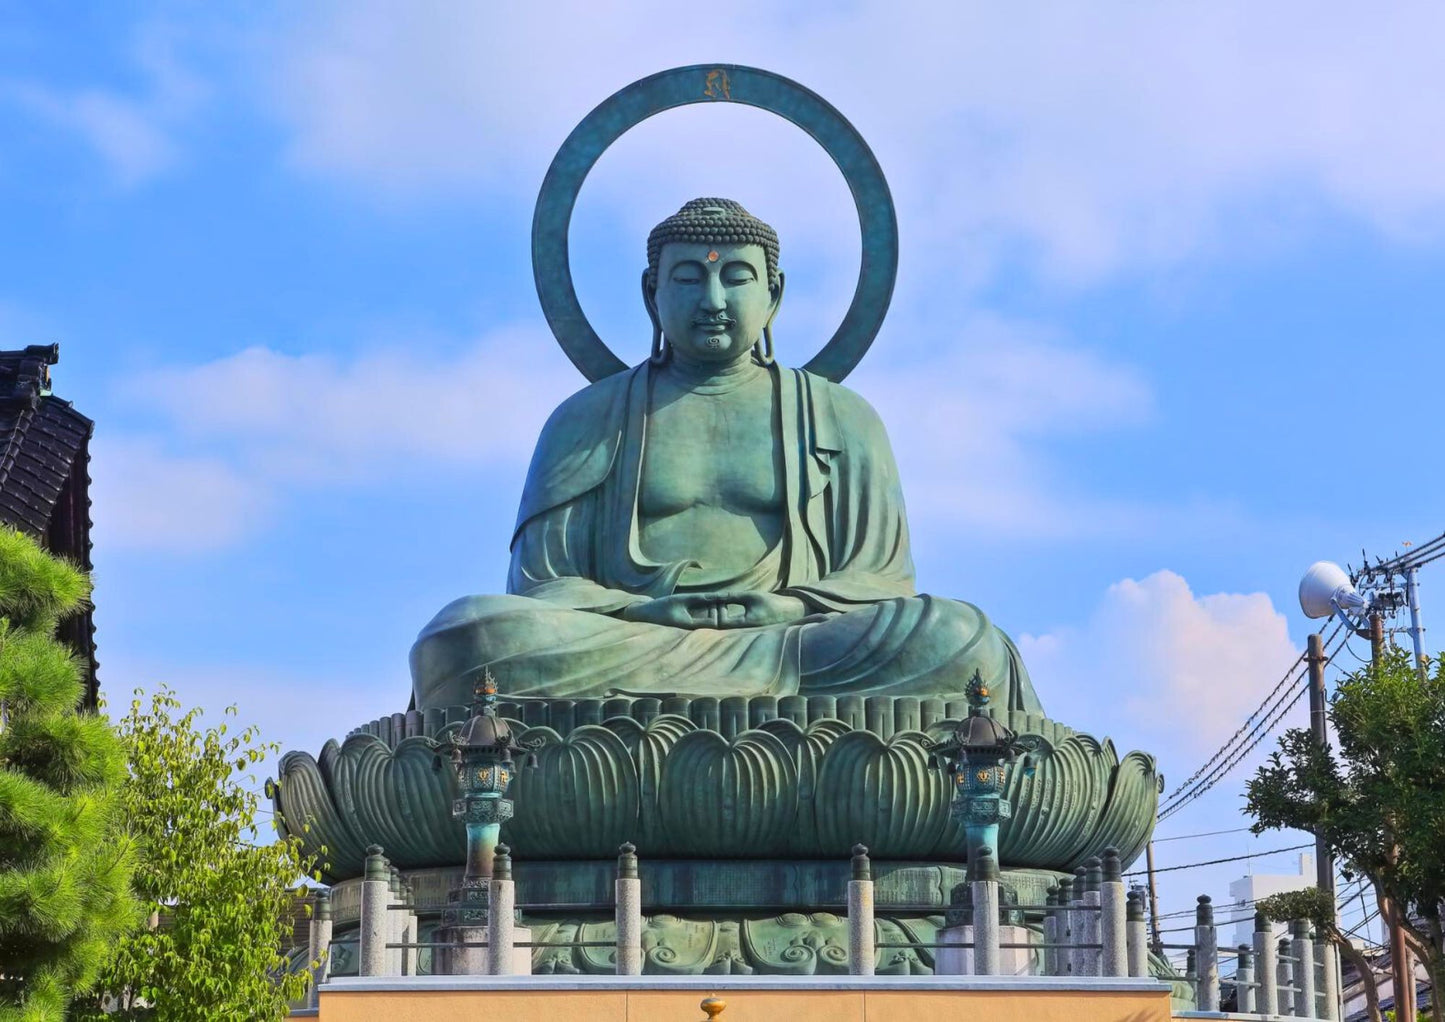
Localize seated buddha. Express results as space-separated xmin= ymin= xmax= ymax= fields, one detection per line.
xmin=411 ymin=198 xmax=1042 ymax=715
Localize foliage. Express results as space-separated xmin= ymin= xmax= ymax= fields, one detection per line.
xmin=1246 ymin=648 xmax=1445 ymax=1022
xmin=1256 ymin=887 xmax=1386 ymax=1022
xmin=0 ymin=528 xmax=139 ymax=1021
xmin=76 ymin=687 xmax=316 ymax=1021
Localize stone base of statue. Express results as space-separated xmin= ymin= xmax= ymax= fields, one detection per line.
xmin=275 ymin=692 xmax=1160 ymax=976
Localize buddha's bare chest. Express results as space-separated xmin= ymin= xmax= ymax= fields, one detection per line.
xmin=639 ymin=384 xmax=784 ymax=516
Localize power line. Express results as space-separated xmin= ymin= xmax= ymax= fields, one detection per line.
xmin=1122 ymin=842 xmax=1315 ymax=878
xmin=1157 ymin=623 xmax=1347 ymax=822
xmin=1158 ymin=626 xmax=1335 ymax=817
xmin=1358 ymin=529 xmax=1445 ymax=580
xmin=1158 ymin=687 xmax=1307 ymax=822
xmin=1151 ymin=826 xmax=1254 ymax=844
xmin=1161 ymin=648 xmax=1309 ymax=802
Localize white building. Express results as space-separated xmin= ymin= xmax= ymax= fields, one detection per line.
xmin=1226 ymin=853 xmax=1314 ymax=949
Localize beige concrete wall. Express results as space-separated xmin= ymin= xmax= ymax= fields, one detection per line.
xmin=315 ymin=985 xmax=1171 ymax=1022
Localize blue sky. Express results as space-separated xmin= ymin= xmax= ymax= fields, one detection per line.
xmin=4 ymin=2 xmax=1441 ymax=944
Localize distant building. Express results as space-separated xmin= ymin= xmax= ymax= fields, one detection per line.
xmin=1226 ymin=852 xmax=1314 ymax=948
xmin=0 ymin=345 xmax=97 ymax=708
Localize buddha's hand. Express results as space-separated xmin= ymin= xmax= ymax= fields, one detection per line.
xmin=620 ymin=592 xmax=810 ymax=629
xmin=619 ymin=594 xmax=717 ymax=629
xmin=715 ymin=592 xmax=810 ymax=629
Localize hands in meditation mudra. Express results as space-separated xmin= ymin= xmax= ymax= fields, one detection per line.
xmin=411 ymin=199 xmax=1041 ymax=713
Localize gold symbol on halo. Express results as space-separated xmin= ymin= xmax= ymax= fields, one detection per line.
xmin=703 ymin=69 xmax=731 ymax=100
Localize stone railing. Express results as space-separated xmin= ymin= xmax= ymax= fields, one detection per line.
xmin=308 ymin=844 xmax=1343 ymax=1022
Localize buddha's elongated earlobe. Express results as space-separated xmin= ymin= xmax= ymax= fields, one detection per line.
xmin=642 ymin=268 xmax=669 ymax=365
xmin=754 ymin=326 xmax=775 ymax=366
xmin=754 ymin=269 xmax=784 ymax=366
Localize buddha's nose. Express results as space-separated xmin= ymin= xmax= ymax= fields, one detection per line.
xmin=701 ymin=274 xmax=726 ymax=311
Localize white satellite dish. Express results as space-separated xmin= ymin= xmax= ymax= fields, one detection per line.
xmin=1299 ymin=561 xmax=1368 ymax=620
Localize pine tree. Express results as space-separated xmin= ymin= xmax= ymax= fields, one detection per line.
xmin=0 ymin=528 xmax=138 ymax=1020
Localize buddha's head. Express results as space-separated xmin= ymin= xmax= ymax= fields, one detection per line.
xmin=644 ymin=198 xmax=785 ymax=367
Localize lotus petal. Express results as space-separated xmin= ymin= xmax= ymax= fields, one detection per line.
xmin=815 ymin=730 xmax=948 ymax=858
xmin=1077 ymin=749 xmax=1159 ymax=868
xmin=606 ymin=714 xmax=696 ymax=853
xmin=507 ymin=725 xmax=640 ymax=858
xmin=658 ymin=729 xmax=798 ymax=856
xmin=757 ymin=718 xmax=848 ymax=855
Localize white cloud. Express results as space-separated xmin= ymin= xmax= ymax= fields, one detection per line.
xmin=257 ymin=1 xmax=1445 ymax=281
xmin=89 ymin=435 xmax=272 ymax=553
xmin=1018 ymin=570 xmax=1302 ymax=760
xmin=854 ymin=313 xmax=1160 ymax=539
xmin=98 ymin=325 xmax=577 ymax=550
xmin=128 ymin=326 xmax=572 ymax=477
xmin=4 ymin=22 xmax=205 ymax=185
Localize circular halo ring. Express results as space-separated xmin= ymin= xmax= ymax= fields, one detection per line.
xmin=532 ymin=64 xmax=898 ymax=383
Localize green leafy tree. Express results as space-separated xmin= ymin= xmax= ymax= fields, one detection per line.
xmin=1246 ymin=648 xmax=1445 ymax=1022
xmin=0 ymin=528 xmax=139 ymax=1021
xmin=1256 ymin=886 xmax=1385 ymax=1022
xmin=78 ymin=687 xmax=315 ymax=1021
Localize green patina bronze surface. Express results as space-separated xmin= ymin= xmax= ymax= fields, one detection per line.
xmin=411 ymin=200 xmax=1039 ymax=713
xmin=272 ymin=65 xmax=1164 ymax=905
xmin=273 ymin=698 xmax=1159 ymax=882
xmin=531 ymin=64 xmax=897 ymax=384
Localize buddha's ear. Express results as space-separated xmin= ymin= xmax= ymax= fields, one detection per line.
xmin=640 ymin=269 xmax=661 ymax=329
xmin=766 ymin=269 xmax=786 ymax=328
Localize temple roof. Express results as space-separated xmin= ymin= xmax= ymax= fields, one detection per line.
xmin=0 ymin=344 xmax=93 ymax=538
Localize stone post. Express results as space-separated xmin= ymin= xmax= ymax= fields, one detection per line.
xmin=971 ymin=847 xmax=1000 ymax=976
xmin=1319 ymin=940 xmax=1341 ymax=1022
xmin=1277 ymin=937 xmax=1294 ymax=1017
xmin=1099 ymin=849 xmax=1126 ymax=977
xmin=615 ymin=842 xmax=642 ymax=976
xmin=1255 ymin=911 xmax=1279 ymax=1016
xmin=1236 ymin=945 xmax=1255 ymax=1014
xmin=1082 ymin=857 xmax=1103 ymax=976
xmin=1195 ymin=895 xmax=1219 ymax=1011
xmin=389 ymin=868 xmax=407 ymax=977
xmin=404 ymin=879 xmax=418 ymax=977
xmin=1043 ymin=886 xmax=1060 ymax=977
xmin=452 ymin=926 xmax=486 ymax=976
xmin=359 ymin=845 xmax=389 ymax=977
xmin=487 ymin=844 xmax=516 ymax=977
xmin=1071 ymin=866 xmax=1088 ymax=977
xmin=1056 ymin=876 xmax=1074 ymax=975
xmin=1126 ymin=889 xmax=1149 ymax=978
xmin=1291 ymin=920 xmax=1316 ymax=1018
xmin=848 ymin=844 xmax=876 ymax=976
xmin=308 ymin=888 xmax=333 ymax=1008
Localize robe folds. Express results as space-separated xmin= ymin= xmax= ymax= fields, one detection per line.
xmin=410 ymin=362 xmax=1043 ymax=714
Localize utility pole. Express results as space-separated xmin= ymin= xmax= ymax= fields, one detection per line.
xmin=1145 ymin=840 xmax=1162 ymax=954
xmin=1404 ymin=564 xmax=1427 ymax=679
xmin=1305 ymin=632 xmax=1334 ymax=898
xmin=1372 ymin=611 xmax=1417 ymax=1022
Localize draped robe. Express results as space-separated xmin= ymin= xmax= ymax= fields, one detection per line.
xmin=410 ymin=362 xmax=1042 ymax=713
